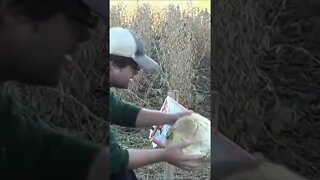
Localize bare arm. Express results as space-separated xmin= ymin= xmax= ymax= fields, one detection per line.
xmin=127 ymin=149 xmax=166 ymax=169
xmin=127 ymin=141 xmax=203 ymax=171
xmin=86 ymin=148 xmax=108 ymax=180
xmin=135 ymin=108 xmax=189 ymax=127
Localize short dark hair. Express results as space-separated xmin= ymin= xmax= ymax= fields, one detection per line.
xmin=0 ymin=0 xmax=97 ymax=28
xmin=109 ymin=54 xmax=140 ymax=71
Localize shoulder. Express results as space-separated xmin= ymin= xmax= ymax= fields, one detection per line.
xmin=0 ymin=92 xmax=21 ymax=120
xmin=109 ymin=89 xmax=121 ymax=102
xmin=0 ymin=92 xmax=102 ymax=178
xmin=109 ymin=89 xmax=129 ymax=109
xmin=0 ymin=92 xmax=14 ymax=108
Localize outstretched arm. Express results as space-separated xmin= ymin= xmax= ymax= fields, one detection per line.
xmin=135 ymin=108 xmax=191 ymax=127
xmin=127 ymin=141 xmax=202 ymax=171
xmin=127 ymin=149 xmax=165 ymax=169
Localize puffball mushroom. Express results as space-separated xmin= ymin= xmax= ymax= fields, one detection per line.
xmin=166 ymin=113 xmax=211 ymax=160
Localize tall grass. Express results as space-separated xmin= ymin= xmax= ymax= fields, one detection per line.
xmin=213 ymin=0 xmax=320 ymax=178
xmin=110 ymin=2 xmax=211 ymax=179
xmin=110 ymin=2 xmax=211 ymax=111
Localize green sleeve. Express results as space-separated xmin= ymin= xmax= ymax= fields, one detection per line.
xmin=0 ymin=93 xmax=103 ymax=180
xmin=109 ymin=128 xmax=129 ymax=174
xmin=109 ymin=91 xmax=141 ymax=127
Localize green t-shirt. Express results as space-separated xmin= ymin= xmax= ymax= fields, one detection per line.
xmin=109 ymin=90 xmax=141 ymax=174
xmin=0 ymin=92 xmax=102 ymax=180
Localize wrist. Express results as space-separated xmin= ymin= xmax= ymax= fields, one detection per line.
xmin=162 ymin=113 xmax=174 ymax=124
xmin=158 ymin=148 xmax=167 ymax=162
xmin=127 ymin=149 xmax=168 ymax=169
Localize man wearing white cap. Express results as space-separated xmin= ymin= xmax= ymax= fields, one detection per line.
xmin=109 ymin=27 xmax=203 ymax=179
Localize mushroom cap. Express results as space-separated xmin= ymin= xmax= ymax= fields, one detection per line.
xmin=167 ymin=113 xmax=211 ymax=159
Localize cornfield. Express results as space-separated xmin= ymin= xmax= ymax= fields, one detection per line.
xmin=110 ymin=1 xmax=211 ymax=180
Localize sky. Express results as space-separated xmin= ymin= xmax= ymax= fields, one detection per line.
xmin=110 ymin=0 xmax=211 ymax=13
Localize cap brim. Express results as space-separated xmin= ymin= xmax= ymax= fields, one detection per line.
xmin=82 ymin=0 xmax=107 ymax=21
xmin=134 ymin=55 xmax=159 ymax=72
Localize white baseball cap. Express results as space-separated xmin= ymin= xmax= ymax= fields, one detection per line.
xmin=110 ymin=27 xmax=159 ymax=71
xmin=82 ymin=0 xmax=107 ymax=21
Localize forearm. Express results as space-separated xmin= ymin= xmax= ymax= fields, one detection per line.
xmin=127 ymin=149 xmax=166 ymax=169
xmin=135 ymin=108 xmax=173 ymax=127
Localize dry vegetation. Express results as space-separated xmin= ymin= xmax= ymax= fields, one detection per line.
xmin=110 ymin=2 xmax=211 ymax=180
xmin=213 ymin=0 xmax=320 ymax=179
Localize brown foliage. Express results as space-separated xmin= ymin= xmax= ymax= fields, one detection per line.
xmin=213 ymin=0 xmax=320 ymax=179
xmin=110 ymin=2 xmax=211 ymax=179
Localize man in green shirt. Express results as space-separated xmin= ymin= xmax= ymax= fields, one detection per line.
xmin=109 ymin=27 xmax=203 ymax=179
xmin=0 ymin=1 xmax=107 ymax=180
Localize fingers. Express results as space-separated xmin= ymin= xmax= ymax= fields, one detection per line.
xmin=167 ymin=141 xmax=205 ymax=171
xmin=183 ymin=161 xmax=202 ymax=168
xmin=179 ymin=154 xmax=204 ymax=171
xmin=179 ymin=111 xmax=193 ymax=117
xmin=185 ymin=111 xmax=193 ymax=116
xmin=178 ymin=140 xmax=193 ymax=148
xmin=176 ymin=141 xmax=204 ymax=161
xmin=178 ymin=160 xmax=202 ymax=171
xmin=183 ymin=154 xmax=204 ymax=161
xmin=179 ymin=166 xmax=197 ymax=171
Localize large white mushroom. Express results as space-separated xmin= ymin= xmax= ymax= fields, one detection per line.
xmin=166 ymin=113 xmax=211 ymax=160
